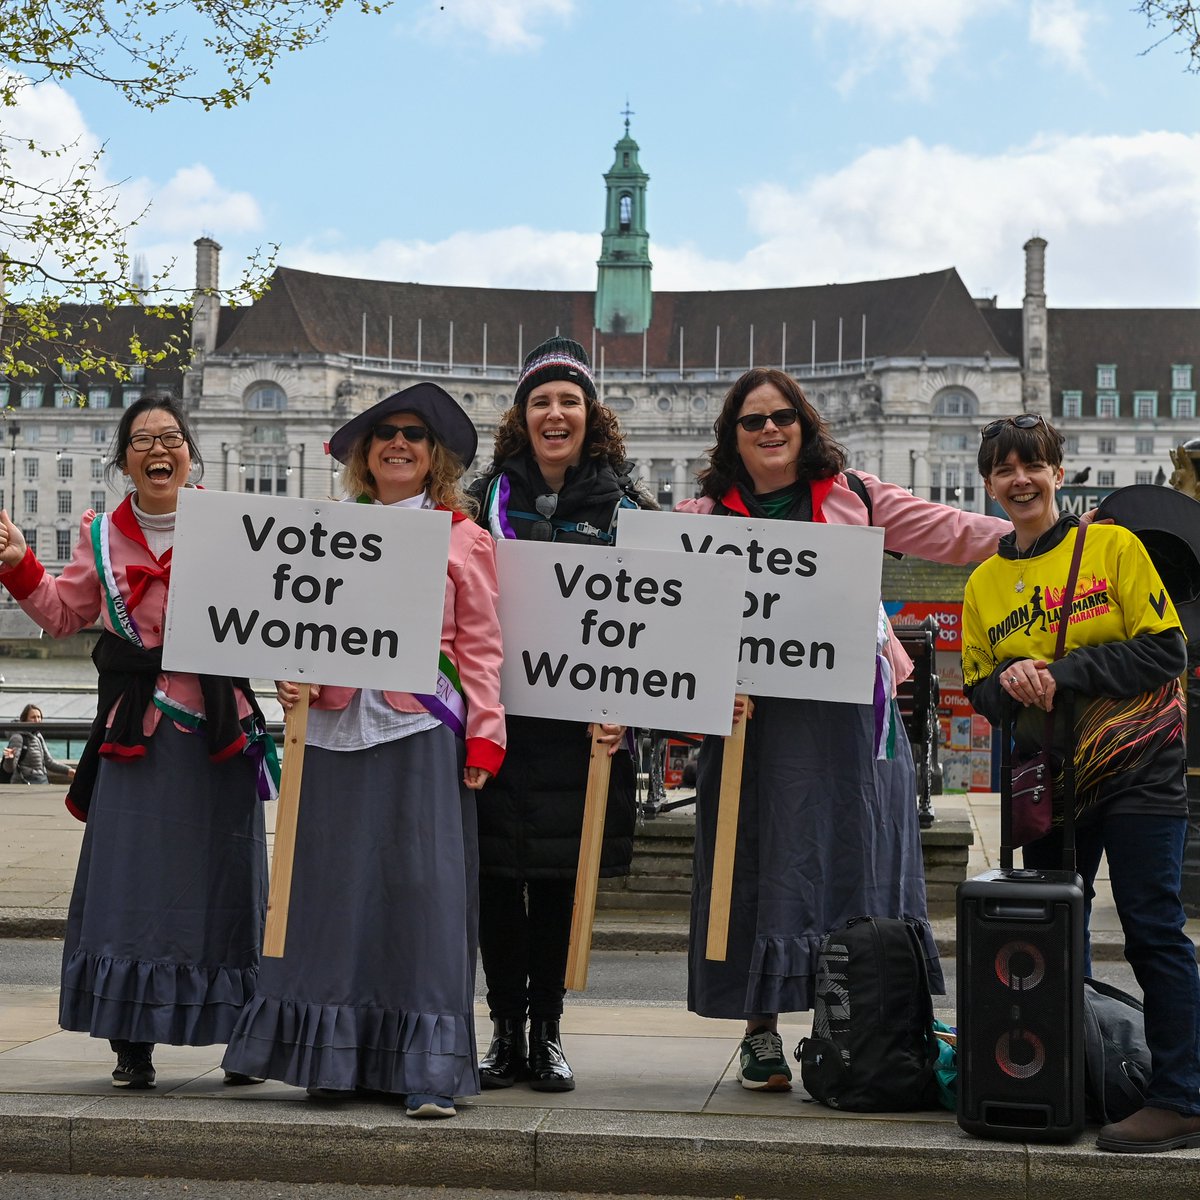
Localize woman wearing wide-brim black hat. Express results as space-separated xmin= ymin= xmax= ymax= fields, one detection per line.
xmin=222 ymin=382 xmax=506 ymax=1120
xmin=469 ymin=337 xmax=654 ymax=1092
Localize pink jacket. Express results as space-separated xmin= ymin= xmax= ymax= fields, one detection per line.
xmin=1 ymin=495 xmax=255 ymax=735
xmin=676 ymin=471 xmax=1009 ymax=687
xmin=314 ymin=511 xmax=506 ymax=776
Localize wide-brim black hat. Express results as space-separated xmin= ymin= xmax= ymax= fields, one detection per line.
xmin=1096 ymin=484 xmax=1200 ymax=641
xmin=326 ymin=382 xmax=477 ymax=469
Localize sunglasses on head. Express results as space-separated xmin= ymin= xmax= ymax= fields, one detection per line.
xmin=735 ymin=408 xmax=800 ymax=432
xmin=980 ymin=413 xmax=1045 ymax=440
xmin=371 ymin=422 xmax=430 ymax=443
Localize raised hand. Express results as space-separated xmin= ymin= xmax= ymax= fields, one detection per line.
xmin=0 ymin=511 xmax=27 ymax=568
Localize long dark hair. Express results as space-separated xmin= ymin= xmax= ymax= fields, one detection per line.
xmin=696 ymin=368 xmax=845 ymax=499
xmin=104 ymin=391 xmax=203 ymax=490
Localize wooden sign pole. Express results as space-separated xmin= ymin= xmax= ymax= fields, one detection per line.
xmin=262 ymin=684 xmax=310 ymax=958
xmin=564 ymin=728 xmax=614 ymax=991
xmin=705 ymin=694 xmax=748 ymax=961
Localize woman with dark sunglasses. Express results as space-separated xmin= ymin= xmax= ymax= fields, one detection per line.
xmin=676 ymin=368 xmax=1009 ymax=1094
xmin=962 ymin=415 xmax=1200 ymax=1153
xmin=222 ymin=383 xmax=505 ymax=1119
xmin=0 ymin=392 xmax=274 ymax=1092
xmin=468 ymin=337 xmax=654 ymax=1092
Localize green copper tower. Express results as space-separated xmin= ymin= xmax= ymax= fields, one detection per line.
xmin=595 ymin=110 xmax=652 ymax=335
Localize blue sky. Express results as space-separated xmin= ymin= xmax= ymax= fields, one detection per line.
xmin=12 ymin=0 xmax=1200 ymax=307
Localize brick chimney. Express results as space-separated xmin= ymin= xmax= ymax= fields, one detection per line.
xmin=191 ymin=237 xmax=221 ymax=355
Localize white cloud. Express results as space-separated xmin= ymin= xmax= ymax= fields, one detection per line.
xmin=410 ymin=0 xmax=574 ymax=52
xmin=285 ymin=226 xmax=597 ymax=289
xmin=125 ymin=165 xmax=263 ymax=240
xmin=1 ymin=72 xmax=263 ymax=297
xmin=1028 ymin=0 xmax=1096 ymax=71
xmin=729 ymin=131 xmax=1200 ymax=306
xmin=727 ymin=0 xmax=985 ymax=96
xmin=275 ymin=131 xmax=1200 ymax=309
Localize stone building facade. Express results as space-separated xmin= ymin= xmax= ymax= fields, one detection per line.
xmin=3 ymin=124 xmax=1196 ymax=568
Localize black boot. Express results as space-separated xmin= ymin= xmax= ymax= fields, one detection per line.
xmin=479 ymin=1016 xmax=528 ymax=1089
xmin=527 ymin=1016 xmax=575 ymax=1092
xmin=109 ymin=1039 xmax=156 ymax=1089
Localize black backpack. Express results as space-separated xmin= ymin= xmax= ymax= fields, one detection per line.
xmin=796 ymin=916 xmax=939 ymax=1111
xmin=1082 ymin=977 xmax=1150 ymax=1125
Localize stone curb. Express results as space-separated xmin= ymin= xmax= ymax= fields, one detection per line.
xmin=4 ymin=910 xmax=1199 ymax=962
xmin=2 ymin=1095 xmax=1199 ymax=1199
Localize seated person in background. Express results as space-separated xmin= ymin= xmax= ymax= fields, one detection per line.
xmin=3 ymin=703 xmax=76 ymax=783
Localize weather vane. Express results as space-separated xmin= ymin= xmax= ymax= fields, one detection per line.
xmin=621 ymin=99 xmax=634 ymax=132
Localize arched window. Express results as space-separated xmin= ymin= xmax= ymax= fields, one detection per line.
xmin=619 ymin=193 xmax=633 ymax=233
xmin=931 ymin=390 xmax=978 ymax=418
xmin=245 ymin=383 xmax=287 ymax=412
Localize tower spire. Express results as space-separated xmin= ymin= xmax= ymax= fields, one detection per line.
xmin=595 ymin=108 xmax=652 ymax=335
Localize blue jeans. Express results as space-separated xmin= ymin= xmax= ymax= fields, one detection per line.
xmin=1023 ymin=812 xmax=1200 ymax=1115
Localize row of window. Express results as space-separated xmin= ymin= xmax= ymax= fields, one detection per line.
xmin=0 ymin=458 xmax=103 ymax=481
xmin=16 ymin=386 xmax=145 ymax=410
xmin=13 ymin=490 xmax=108 ymax=516
xmin=1095 ymin=365 xmax=1192 ymax=391
xmin=10 ymin=381 xmax=288 ymax=412
xmin=1061 ymin=391 xmax=1196 ymax=420
xmin=57 ymin=365 xmax=145 ymax=385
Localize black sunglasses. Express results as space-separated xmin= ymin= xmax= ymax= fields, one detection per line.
xmin=371 ymin=422 xmax=430 ymax=443
xmin=980 ymin=414 xmax=1045 ymax=440
xmin=736 ymin=408 xmax=800 ymax=432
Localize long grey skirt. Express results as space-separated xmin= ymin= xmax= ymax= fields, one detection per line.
xmin=60 ymin=719 xmax=266 ymax=1044
xmin=221 ymin=724 xmax=480 ymax=1098
xmin=688 ymin=695 xmax=943 ymax=1019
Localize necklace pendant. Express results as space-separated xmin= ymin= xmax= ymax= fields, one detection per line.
xmin=1014 ymin=579 xmax=1025 ymax=594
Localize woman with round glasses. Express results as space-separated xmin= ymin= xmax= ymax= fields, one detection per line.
xmin=963 ymin=414 xmax=1200 ymax=1153
xmin=222 ymin=383 xmax=505 ymax=1119
xmin=676 ymin=368 xmax=1009 ymax=1093
xmin=0 ymin=393 xmax=273 ymax=1091
xmin=467 ymin=337 xmax=653 ymax=1092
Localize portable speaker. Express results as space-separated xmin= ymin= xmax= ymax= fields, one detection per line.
xmin=956 ymin=867 xmax=1085 ymax=1141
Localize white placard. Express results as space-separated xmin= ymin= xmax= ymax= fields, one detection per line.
xmin=496 ymin=540 xmax=747 ymax=735
xmin=616 ymin=509 xmax=884 ymax=704
xmin=163 ymin=489 xmax=451 ymax=692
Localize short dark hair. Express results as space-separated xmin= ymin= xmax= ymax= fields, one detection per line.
xmin=977 ymin=416 xmax=1064 ymax=479
xmin=104 ymin=391 xmax=203 ymax=490
xmin=696 ymin=368 xmax=845 ymax=499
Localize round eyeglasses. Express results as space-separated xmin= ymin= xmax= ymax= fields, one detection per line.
xmin=128 ymin=430 xmax=187 ymax=451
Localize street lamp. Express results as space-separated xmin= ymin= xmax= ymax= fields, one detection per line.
xmin=286 ymin=443 xmax=306 ymax=497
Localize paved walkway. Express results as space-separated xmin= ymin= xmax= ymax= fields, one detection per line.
xmin=2 ymin=786 xmax=1199 ymax=1197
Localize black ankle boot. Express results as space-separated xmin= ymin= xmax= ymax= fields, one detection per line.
xmin=528 ymin=1016 xmax=575 ymax=1092
xmin=109 ymin=1039 xmax=156 ymax=1089
xmin=479 ymin=1016 xmax=528 ymax=1089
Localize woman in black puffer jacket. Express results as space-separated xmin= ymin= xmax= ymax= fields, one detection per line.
xmin=469 ymin=336 xmax=653 ymax=1092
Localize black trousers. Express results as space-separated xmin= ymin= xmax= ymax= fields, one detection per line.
xmin=478 ymin=876 xmax=575 ymax=1020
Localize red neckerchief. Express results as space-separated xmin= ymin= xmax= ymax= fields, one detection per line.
xmin=718 ymin=477 xmax=834 ymax=521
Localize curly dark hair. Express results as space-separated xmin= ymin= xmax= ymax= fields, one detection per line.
xmin=486 ymin=385 xmax=627 ymax=473
xmin=696 ymin=368 xmax=845 ymax=499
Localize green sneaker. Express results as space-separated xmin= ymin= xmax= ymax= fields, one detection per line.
xmin=736 ymin=1027 xmax=792 ymax=1091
